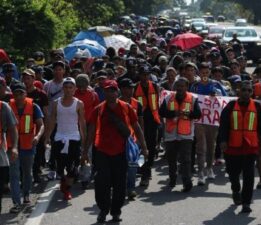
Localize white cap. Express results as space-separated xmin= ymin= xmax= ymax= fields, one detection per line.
xmin=63 ymin=77 xmax=76 ymax=86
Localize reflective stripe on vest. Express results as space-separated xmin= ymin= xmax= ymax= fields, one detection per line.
xmin=134 ymin=81 xmax=160 ymax=124
xmin=166 ymin=92 xmax=193 ymax=135
xmin=9 ymin=98 xmax=34 ymax=150
xmin=229 ymin=99 xmax=258 ymax=148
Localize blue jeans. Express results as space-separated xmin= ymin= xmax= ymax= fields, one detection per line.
xmin=127 ymin=166 xmax=137 ymax=192
xmin=8 ymin=152 xmax=34 ymax=205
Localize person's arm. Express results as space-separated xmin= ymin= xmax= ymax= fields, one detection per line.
xmin=32 ymin=104 xmax=45 ymax=146
xmin=132 ymin=122 xmax=148 ymax=158
xmin=189 ymin=98 xmax=202 ymax=119
xmin=159 ymin=99 xmax=178 ymax=118
xmin=44 ymin=101 xmax=57 ymax=144
xmin=77 ymin=101 xmax=87 ymax=149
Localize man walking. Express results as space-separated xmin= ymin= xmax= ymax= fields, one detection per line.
xmin=219 ymin=80 xmax=261 ymax=213
xmin=159 ymin=77 xmax=201 ymax=191
xmin=82 ymin=79 xmax=148 ymax=223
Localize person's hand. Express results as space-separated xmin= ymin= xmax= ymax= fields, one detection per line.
xmin=81 ymin=150 xmax=89 ymax=164
xmin=44 ymin=137 xmax=51 ymax=147
xmin=220 ymin=142 xmax=228 ymax=152
xmin=141 ymin=148 xmax=149 ymax=159
xmin=10 ymin=147 xmax=18 ymax=162
xmin=32 ymin=136 xmax=40 ymax=146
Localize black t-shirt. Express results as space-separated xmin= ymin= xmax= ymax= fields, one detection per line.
xmin=27 ymin=88 xmax=48 ymax=111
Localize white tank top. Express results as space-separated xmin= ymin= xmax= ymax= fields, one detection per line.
xmin=55 ymin=97 xmax=80 ymax=141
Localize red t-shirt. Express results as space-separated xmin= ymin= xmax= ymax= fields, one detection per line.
xmin=89 ymin=101 xmax=138 ymax=156
xmin=225 ymin=105 xmax=259 ymax=155
xmin=74 ymin=88 xmax=99 ymax=122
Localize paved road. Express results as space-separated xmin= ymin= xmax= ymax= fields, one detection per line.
xmin=4 ymin=156 xmax=261 ymax=225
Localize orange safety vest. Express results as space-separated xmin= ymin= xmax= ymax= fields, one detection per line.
xmin=9 ymin=98 xmax=34 ymax=150
xmin=130 ymin=98 xmax=139 ymax=113
xmin=229 ymin=99 xmax=259 ymax=148
xmin=254 ymin=83 xmax=261 ymax=97
xmin=134 ymin=81 xmax=160 ymax=124
xmin=95 ymin=100 xmax=132 ymax=147
xmin=165 ymin=92 xmax=193 ymax=135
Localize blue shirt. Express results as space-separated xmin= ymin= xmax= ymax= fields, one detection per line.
xmin=190 ymin=79 xmax=227 ymax=96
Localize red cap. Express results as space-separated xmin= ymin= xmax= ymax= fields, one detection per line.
xmin=34 ymin=80 xmax=43 ymax=90
xmin=103 ymin=79 xmax=119 ymax=90
xmin=118 ymin=47 xmax=125 ymax=57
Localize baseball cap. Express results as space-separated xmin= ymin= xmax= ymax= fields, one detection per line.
xmin=119 ymin=78 xmax=135 ymax=88
xmin=2 ymin=63 xmax=14 ymax=73
xmin=103 ymin=79 xmax=119 ymax=90
xmin=126 ymin=57 xmax=137 ymax=67
xmin=139 ymin=64 xmax=151 ymax=74
xmin=210 ymin=51 xmax=221 ymax=59
xmin=63 ymin=77 xmax=76 ymax=86
xmin=96 ymin=70 xmax=108 ymax=79
xmin=11 ymin=82 xmax=26 ymax=93
xmin=53 ymin=60 xmax=65 ymax=69
xmin=158 ymin=55 xmax=168 ymax=63
xmin=22 ymin=68 xmax=35 ymax=77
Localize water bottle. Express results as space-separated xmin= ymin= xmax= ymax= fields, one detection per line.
xmin=138 ymin=155 xmax=145 ymax=167
xmin=45 ymin=144 xmax=51 ymax=163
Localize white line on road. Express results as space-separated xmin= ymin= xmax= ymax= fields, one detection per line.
xmin=24 ymin=181 xmax=59 ymax=225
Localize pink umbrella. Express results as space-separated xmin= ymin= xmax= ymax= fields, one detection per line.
xmin=170 ymin=33 xmax=203 ymax=50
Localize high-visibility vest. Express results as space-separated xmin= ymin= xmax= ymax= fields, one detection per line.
xmin=130 ymin=98 xmax=139 ymax=113
xmin=95 ymin=100 xmax=132 ymax=147
xmin=134 ymin=81 xmax=160 ymax=124
xmin=229 ymin=99 xmax=259 ymax=148
xmin=254 ymin=83 xmax=261 ymax=97
xmin=165 ymin=92 xmax=193 ymax=135
xmin=9 ymin=98 xmax=34 ymax=150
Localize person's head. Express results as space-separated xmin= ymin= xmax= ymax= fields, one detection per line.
xmin=76 ymin=74 xmax=89 ymax=92
xmin=50 ymin=49 xmax=64 ymax=62
xmin=32 ymin=66 xmax=44 ymax=81
xmin=0 ymin=77 xmax=7 ymax=96
xmin=229 ymin=60 xmax=240 ymax=75
xmin=158 ymin=55 xmax=168 ymax=69
xmin=184 ymin=62 xmax=196 ymax=81
xmin=237 ymin=55 xmax=247 ymax=71
xmin=199 ymin=62 xmax=210 ymax=83
xmin=138 ymin=65 xmax=151 ymax=83
xmin=129 ymin=44 xmax=138 ymax=56
xmin=22 ymin=69 xmax=35 ymax=89
xmin=238 ymin=80 xmax=253 ymax=102
xmin=33 ymin=51 xmax=45 ymax=65
xmin=166 ymin=67 xmax=177 ymax=83
xmin=62 ymin=77 xmax=76 ymax=97
xmin=53 ymin=61 xmax=65 ymax=81
xmin=106 ymin=47 xmax=116 ymax=59
xmin=26 ymin=58 xmax=36 ymax=68
xmin=95 ymin=70 xmax=108 ymax=86
xmin=226 ymin=48 xmax=235 ymax=61
xmin=11 ymin=83 xmax=27 ymax=104
xmin=103 ymin=80 xmax=119 ymax=103
xmin=210 ymin=51 xmax=222 ymax=66
xmin=169 ymin=44 xmax=178 ymax=55
xmin=2 ymin=63 xmax=14 ymax=81
xmin=175 ymin=77 xmax=189 ymax=96
xmin=211 ymin=67 xmax=224 ymax=81
xmin=119 ymin=78 xmax=135 ymax=99
xmin=125 ymin=57 xmax=137 ymax=73
xmin=232 ymin=32 xmax=237 ymax=39
xmin=70 ymin=69 xmax=81 ymax=79
xmin=115 ymin=66 xmax=126 ymax=78
xmin=150 ymin=47 xmax=158 ymax=58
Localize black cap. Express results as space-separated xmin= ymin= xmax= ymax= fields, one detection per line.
xmin=183 ymin=51 xmax=191 ymax=58
xmin=53 ymin=60 xmax=65 ymax=69
xmin=32 ymin=65 xmax=44 ymax=74
xmin=11 ymin=82 xmax=26 ymax=93
xmin=139 ymin=64 xmax=151 ymax=74
xmin=126 ymin=57 xmax=137 ymax=67
xmin=2 ymin=63 xmax=14 ymax=73
xmin=119 ymin=78 xmax=135 ymax=88
xmin=96 ymin=70 xmax=108 ymax=79
xmin=210 ymin=51 xmax=221 ymax=59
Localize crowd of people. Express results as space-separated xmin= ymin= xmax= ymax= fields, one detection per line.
xmin=0 ymin=15 xmax=261 ymax=223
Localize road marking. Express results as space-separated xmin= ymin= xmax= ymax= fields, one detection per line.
xmin=24 ymin=181 xmax=59 ymax=225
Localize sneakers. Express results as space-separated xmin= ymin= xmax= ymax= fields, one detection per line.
xmin=9 ymin=204 xmax=22 ymax=213
xmin=47 ymin=171 xmax=56 ymax=180
xmin=97 ymin=211 xmax=107 ymax=223
xmin=256 ymin=181 xmax=261 ymax=189
xmin=206 ymin=168 xmax=215 ymax=180
xmin=241 ymin=204 xmax=252 ymax=213
xmin=63 ymin=191 xmax=72 ymax=200
xmin=23 ymin=196 xmax=31 ymax=205
xmin=232 ymin=192 xmax=242 ymax=205
xmin=140 ymin=178 xmax=149 ymax=187
xmin=111 ymin=214 xmax=122 ymax=222
xmin=182 ymin=182 xmax=193 ymax=193
xmin=197 ymin=171 xmax=205 ymax=186
xmin=128 ymin=191 xmax=137 ymax=200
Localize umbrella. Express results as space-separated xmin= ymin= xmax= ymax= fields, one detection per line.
xmin=64 ymin=39 xmax=106 ymax=61
xmin=88 ymin=26 xmax=114 ymax=37
xmin=104 ymin=35 xmax=134 ymax=52
xmin=170 ymin=33 xmax=203 ymax=50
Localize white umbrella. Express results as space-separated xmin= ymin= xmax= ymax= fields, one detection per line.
xmin=104 ymin=35 xmax=134 ymax=51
